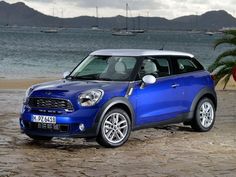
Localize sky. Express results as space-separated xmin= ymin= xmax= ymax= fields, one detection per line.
xmin=4 ymin=0 xmax=236 ymax=19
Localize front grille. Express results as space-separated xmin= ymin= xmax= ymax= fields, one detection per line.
xmin=28 ymin=97 xmax=74 ymax=112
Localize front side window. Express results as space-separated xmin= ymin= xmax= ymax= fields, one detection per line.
xmin=70 ymin=55 xmax=137 ymax=81
xmin=138 ymin=57 xmax=170 ymax=79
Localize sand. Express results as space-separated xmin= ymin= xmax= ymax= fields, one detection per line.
xmin=0 ymin=78 xmax=236 ymax=176
xmin=216 ymin=76 xmax=236 ymax=90
xmin=0 ymin=78 xmax=58 ymax=90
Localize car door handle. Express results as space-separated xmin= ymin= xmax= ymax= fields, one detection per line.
xmin=171 ymin=84 xmax=180 ymax=88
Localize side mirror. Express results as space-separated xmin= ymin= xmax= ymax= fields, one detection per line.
xmin=63 ymin=71 xmax=70 ymax=79
xmin=141 ymin=75 xmax=156 ymax=88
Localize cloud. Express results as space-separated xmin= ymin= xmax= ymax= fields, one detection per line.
xmin=21 ymin=0 xmax=167 ymax=10
xmin=3 ymin=0 xmax=236 ymax=19
xmin=75 ymin=0 xmax=167 ymax=10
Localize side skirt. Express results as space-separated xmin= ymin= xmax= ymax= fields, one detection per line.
xmin=132 ymin=112 xmax=193 ymax=131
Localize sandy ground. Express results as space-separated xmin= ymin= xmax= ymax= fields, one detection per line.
xmin=0 ymin=78 xmax=58 ymax=90
xmin=0 ymin=79 xmax=236 ymax=177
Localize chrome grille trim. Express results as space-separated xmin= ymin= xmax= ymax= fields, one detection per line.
xmin=28 ymin=97 xmax=74 ymax=112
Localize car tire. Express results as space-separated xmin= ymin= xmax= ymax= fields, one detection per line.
xmin=96 ymin=108 xmax=131 ymax=148
xmin=191 ymin=98 xmax=216 ymax=132
xmin=27 ymin=135 xmax=53 ymax=141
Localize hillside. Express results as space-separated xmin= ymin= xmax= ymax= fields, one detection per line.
xmin=0 ymin=1 xmax=236 ymax=30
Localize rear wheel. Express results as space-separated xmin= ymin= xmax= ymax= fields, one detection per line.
xmin=96 ymin=108 xmax=131 ymax=148
xmin=191 ymin=98 xmax=215 ymax=132
xmin=27 ymin=135 xmax=53 ymax=141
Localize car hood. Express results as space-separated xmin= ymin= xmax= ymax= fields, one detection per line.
xmin=30 ymin=79 xmax=129 ymax=99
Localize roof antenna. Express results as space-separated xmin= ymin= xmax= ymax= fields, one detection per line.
xmin=159 ymin=43 xmax=165 ymax=50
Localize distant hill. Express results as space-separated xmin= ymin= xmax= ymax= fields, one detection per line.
xmin=173 ymin=10 xmax=236 ymax=30
xmin=1 ymin=1 xmax=236 ymax=30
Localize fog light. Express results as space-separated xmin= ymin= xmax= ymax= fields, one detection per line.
xmin=79 ymin=123 xmax=85 ymax=132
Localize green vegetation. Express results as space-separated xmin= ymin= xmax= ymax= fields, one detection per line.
xmin=208 ymin=30 xmax=236 ymax=89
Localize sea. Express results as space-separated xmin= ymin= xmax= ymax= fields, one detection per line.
xmin=0 ymin=27 xmax=230 ymax=79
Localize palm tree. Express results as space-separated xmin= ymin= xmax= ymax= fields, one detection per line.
xmin=208 ymin=30 xmax=236 ymax=89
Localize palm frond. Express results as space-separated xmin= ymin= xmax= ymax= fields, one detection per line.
xmin=222 ymin=60 xmax=236 ymax=67
xmin=224 ymin=30 xmax=236 ymax=36
xmin=210 ymin=30 xmax=236 ymax=89
xmin=208 ymin=59 xmax=236 ymax=73
xmin=208 ymin=61 xmax=224 ymax=72
xmin=223 ymin=73 xmax=232 ymax=90
xmin=214 ymin=38 xmax=236 ymax=49
xmin=214 ymin=29 xmax=236 ymax=49
xmin=214 ymin=49 xmax=236 ymax=63
xmin=214 ymin=66 xmax=231 ymax=86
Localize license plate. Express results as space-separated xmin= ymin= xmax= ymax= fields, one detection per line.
xmin=32 ymin=115 xmax=56 ymax=124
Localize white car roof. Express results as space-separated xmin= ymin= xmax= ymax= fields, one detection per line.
xmin=90 ymin=49 xmax=194 ymax=58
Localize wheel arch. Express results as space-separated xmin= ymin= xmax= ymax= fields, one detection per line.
xmin=94 ymin=97 xmax=135 ymax=135
xmin=190 ymin=88 xmax=217 ymax=115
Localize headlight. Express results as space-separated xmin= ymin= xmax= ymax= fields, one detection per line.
xmin=23 ymin=87 xmax=33 ymax=104
xmin=79 ymin=89 xmax=104 ymax=107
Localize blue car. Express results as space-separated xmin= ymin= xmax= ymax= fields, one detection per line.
xmin=20 ymin=49 xmax=217 ymax=147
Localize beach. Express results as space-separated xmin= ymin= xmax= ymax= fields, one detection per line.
xmin=0 ymin=78 xmax=235 ymax=176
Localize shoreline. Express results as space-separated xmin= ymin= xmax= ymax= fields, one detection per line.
xmin=0 ymin=76 xmax=235 ymax=90
xmin=0 ymin=78 xmax=58 ymax=90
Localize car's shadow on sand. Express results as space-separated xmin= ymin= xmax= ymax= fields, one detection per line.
xmin=22 ymin=138 xmax=102 ymax=151
xmin=156 ymin=124 xmax=195 ymax=132
xmin=20 ymin=125 xmax=194 ymax=150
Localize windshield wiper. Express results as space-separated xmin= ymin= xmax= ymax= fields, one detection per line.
xmin=67 ymin=75 xmax=114 ymax=81
xmin=68 ymin=75 xmax=98 ymax=80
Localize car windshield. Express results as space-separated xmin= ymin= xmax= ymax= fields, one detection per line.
xmin=69 ymin=55 xmax=137 ymax=81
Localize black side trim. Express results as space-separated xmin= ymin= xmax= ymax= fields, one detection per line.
xmin=94 ymin=97 xmax=135 ymax=135
xmin=133 ymin=112 xmax=192 ymax=131
xmin=190 ymin=87 xmax=217 ymax=115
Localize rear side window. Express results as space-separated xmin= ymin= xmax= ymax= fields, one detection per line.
xmin=175 ymin=57 xmax=204 ymax=74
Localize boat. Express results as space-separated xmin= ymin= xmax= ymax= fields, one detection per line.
xmin=111 ymin=3 xmax=135 ymax=36
xmin=188 ymin=30 xmax=201 ymax=34
xmin=40 ymin=8 xmax=59 ymax=34
xmin=219 ymin=27 xmax=236 ymax=32
xmin=129 ymin=29 xmax=145 ymax=33
xmin=40 ymin=29 xmax=58 ymax=33
xmin=205 ymin=32 xmax=214 ymax=36
xmin=91 ymin=6 xmax=101 ymax=30
xmin=112 ymin=30 xmax=136 ymax=36
xmin=130 ymin=15 xmax=145 ymax=33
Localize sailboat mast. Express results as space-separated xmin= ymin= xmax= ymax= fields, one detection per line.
xmin=96 ymin=6 xmax=99 ymax=27
xmin=126 ymin=3 xmax=128 ymax=31
xmin=138 ymin=14 xmax=141 ymax=30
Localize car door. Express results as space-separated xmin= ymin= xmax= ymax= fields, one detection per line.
xmin=171 ymin=56 xmax=205 ymax=113
xmin=130 ymin=56 xmax=184 ymax=126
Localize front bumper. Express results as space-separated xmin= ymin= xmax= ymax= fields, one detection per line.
xmin=20 ymin=107 xmax=100 ymax=138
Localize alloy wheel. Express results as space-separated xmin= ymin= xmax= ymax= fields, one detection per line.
xmin=102 ymin=112 xmax=128 ymax=144
xmin=199 ymin=102 xmax=214 ymax=128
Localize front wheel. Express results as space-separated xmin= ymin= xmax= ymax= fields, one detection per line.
xmin=96 ymin=108 xmax=131 ymax=148
xmin=191 ymin=98 xmax=216 ymax=132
